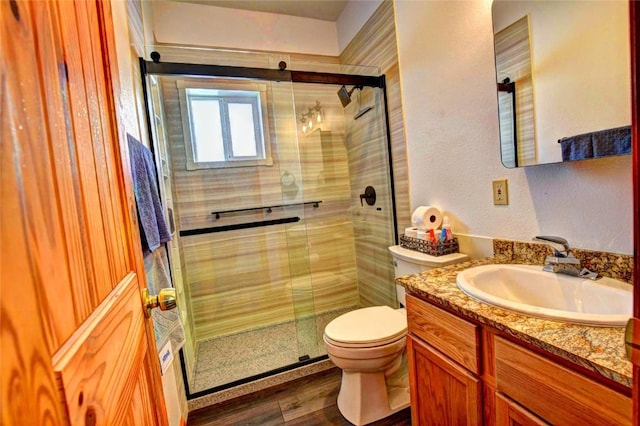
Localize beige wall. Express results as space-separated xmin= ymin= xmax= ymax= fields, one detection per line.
xmin=394 ymin=0 xmax=632 ymax=255
xmin=152 ymin=1 xmax=340 ymax=56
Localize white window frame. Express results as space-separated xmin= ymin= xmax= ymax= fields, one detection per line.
xmin=177 ymin=79 xmax=274 ymax=170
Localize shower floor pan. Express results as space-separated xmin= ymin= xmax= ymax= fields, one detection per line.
xmin=191 ymin=306 xmax=355 ymax=393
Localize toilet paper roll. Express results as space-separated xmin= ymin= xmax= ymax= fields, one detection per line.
xmin=404 ymin=227 xmax=419 ymax=238
xmin=411 ymin=206 xmax=443 ymax=230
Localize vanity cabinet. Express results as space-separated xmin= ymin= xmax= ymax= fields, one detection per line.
xmin=407 ymin=336 xmax=481 ymax=425
xmin=494 ymin=337 xmax=631 ymax=425
xmin=405 ymin=293 xmax=632 ymax=426
xmin=406 ymin=294 xmax=482 ymax=425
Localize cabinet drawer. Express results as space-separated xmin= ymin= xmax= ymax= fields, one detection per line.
xmin=406 ymin=294 xmax=480 ymax=373
xmin=494 ymin=336 xmax=631 ymax=425
xmin=495 ymin=392 xmax=550 ymax=426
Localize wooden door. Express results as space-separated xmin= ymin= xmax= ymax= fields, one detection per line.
xmin=406 ymin=335 xmax=482 ymax=426
xmin=632 ymin=1 xmax=640 ymax=425
xmin=1 ymin=1 xmax=168 ymax=425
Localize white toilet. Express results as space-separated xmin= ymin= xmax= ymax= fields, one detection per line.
xmin=323 ymin=245 xmax=469 ymax=425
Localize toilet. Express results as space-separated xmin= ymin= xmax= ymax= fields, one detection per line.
xmin=323 ymin=245 xmax=469 ymax=425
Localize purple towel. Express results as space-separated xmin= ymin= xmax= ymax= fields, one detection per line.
xmin=127 ymin=134 xmax=172 ymax=251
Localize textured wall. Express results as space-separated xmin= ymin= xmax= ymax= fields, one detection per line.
xmin=394 ymin=0 xmax=633 ymax=255
xmin=341 ymin=0 xmax=410 ymax=241
xmin=152 ymin=1 xmax=339 ymax=56
xmin=340 ymin=1 xmax=410 ymax=307
xmin=337 ymin=0 xmax=383 ymax=52
xmin=159 ymin=74 xmax=360 ymax=341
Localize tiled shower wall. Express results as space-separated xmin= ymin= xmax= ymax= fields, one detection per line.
xmin=160 ymin=76 xmax=360 ymax=342
xmin=339 ymin=0 xmax=410 ymax=307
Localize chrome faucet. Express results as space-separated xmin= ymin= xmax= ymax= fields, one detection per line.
xmin=533 ymin=236 xmax=599 ymax=280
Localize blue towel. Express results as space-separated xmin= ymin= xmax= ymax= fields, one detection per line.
xmin=592 ymin=125 xmax=631 ymax=157
xmin=144 ymin=246 xmax=185 ymax=356
xmin=560 ymin=133 xmax=593 ymax=161
xmin=127 ymin=134 xmax=172 ymax=251
xmin=560 ymin=125 xmax=631 ymax=161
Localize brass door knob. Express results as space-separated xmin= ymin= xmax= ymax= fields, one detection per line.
xmin=142 ymin=288 xmax=177 ymax=318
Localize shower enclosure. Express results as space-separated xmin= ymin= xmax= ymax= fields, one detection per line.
xmin=142 ymin=48 xmax=398 ymax=397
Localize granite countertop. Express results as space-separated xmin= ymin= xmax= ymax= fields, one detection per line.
xmin=396 ymin=256 xmax=632 ymax=389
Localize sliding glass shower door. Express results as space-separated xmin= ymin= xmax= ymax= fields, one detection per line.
xmin=291 ymin=79 xmax=397 ymax=316
xmin=143 ymin=48 xmax=397 ymax=397
xmin=146 ymin=66 xmax=324 ymax=394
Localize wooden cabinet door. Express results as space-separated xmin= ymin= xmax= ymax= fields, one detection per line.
xmin=1 ymin=1 xmax=168 ymax=424
xmin=407 ymin=335 xmax=482 ymax=426
xmin=495 ymin=393 xmax=549 ymax=426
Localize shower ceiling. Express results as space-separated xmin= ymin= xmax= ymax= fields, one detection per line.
xmin=172 ymin=0 xmax=350 ymax=22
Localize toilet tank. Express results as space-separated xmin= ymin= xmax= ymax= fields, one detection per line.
xmin=388 ymin=245 xmax=469 ymax=306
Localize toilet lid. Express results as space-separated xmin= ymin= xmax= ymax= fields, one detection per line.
xmin=324 ymin=306 xmax=407 ymax=347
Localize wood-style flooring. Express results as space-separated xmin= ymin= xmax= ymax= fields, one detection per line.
xmin=188 ymin=367 xmax=412 ymax=426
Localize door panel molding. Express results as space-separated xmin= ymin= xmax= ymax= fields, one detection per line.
xmin=1 ymin=1 xmax=168 ymax=424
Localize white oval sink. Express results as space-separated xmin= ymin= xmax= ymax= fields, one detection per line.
xmin=456 ymin=264 xmax=632 ymax=326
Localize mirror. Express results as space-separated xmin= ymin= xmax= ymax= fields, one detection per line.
xmin=492 ymin=0 xmax=631 ymax=168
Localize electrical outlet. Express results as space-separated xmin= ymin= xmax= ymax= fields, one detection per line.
xmin=492 ymin=179 xmax=508 ymax=205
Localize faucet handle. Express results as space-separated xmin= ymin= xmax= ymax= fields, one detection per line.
xmin=533 ymin=235 xmax=571 ymax=257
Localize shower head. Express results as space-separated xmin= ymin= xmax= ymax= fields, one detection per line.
xmin=337 ymin=85 xmax=362 ymax=108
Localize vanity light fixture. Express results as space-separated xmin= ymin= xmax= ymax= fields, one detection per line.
xmin=299 ymin=100 xmax=323 ymax=135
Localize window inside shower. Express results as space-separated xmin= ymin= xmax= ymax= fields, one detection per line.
xmin=177 ymin=80 xmax=274 ymax=169
xmin=143 ymin=49 xmax=398 ymax=398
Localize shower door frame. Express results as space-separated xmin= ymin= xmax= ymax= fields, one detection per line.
xmin=140 ymin=57 xmax=399 ymax=399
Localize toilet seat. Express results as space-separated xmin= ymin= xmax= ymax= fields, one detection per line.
xmin=324 ymin=306 xmax=407 ymax=348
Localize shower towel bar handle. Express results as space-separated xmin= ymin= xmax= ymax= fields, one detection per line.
xmin=213 ymin=200 xmax=322 ymax=219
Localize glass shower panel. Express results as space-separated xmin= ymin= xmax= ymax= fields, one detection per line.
xmin=290 ymin=78 xmax=397 ymax=361
xmin=267 ymin=78 xmax=320 ymax=363
xmin=287 ymin=59 xmax=396 ymax=313
xmin=146 ymin=67 xmax=317 ymax=393
xmin=145 ymin=74 xmax=198 ymax=388
xmin=343 ymin=85 xmax=396 ymax=309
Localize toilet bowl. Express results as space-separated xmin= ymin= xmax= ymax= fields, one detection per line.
xmin=323 ymin=306 xmax=409 ymax=425
xmin=324 ymin=246 xmax=469 ymax=425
